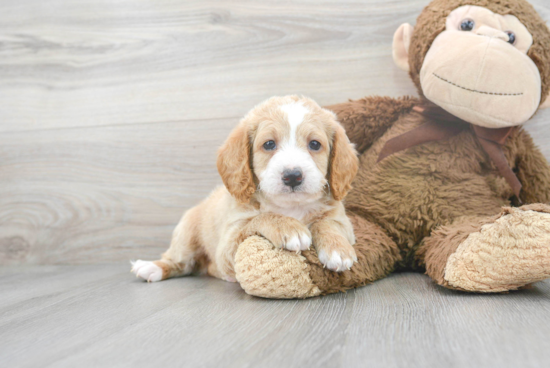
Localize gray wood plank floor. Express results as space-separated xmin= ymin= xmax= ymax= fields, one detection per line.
xmin=1 ymin=265 xmax=550 ymax=368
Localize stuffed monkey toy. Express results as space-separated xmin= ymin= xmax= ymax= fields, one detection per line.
xmin=233 ymin=0 xmax=550 ymax=298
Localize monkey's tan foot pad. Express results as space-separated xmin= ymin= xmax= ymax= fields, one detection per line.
xmin=235 ymin=236 xmax=321 ymax=299
xmin=444 ymin=206 xmax=550 ymax=292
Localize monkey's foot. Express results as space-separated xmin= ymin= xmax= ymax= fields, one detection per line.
xmin=444 ymin=205 xmax=550 ymax=292
xmin=234 ymin=236 xmax=321 ymax=299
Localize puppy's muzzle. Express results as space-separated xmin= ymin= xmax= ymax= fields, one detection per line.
xmin=282 ymin=168 xmax=303 ymax=189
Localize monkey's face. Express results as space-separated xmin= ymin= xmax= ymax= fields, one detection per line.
xmin=394 ymin=5 xmax=550 ymax=128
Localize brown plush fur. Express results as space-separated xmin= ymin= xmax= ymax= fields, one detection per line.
xmin=326 ymin=96 xmax=417 ymax=154
xmin=304 ymin=213 xmax=401 ymax=295
xmin=304 ymin=0 xmax=550 ymax=294
xmin=292 ymin=94 xmax=550 ymax=294
xmin=409 ymin=0 xmax=550 ymax=103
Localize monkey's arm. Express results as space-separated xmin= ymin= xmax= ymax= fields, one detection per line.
xmin=512 ymin=129 xmax=550 ymax=204
xmin=325 ymin=96 xmax=418 ymax=153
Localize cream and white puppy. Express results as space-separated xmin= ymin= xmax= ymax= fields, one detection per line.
xmin=131 ymin=95 xmax=359 ymax=283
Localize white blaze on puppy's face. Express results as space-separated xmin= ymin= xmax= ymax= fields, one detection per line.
xmin=250 ymin=97 xmax=334 ymax=208
xmin=281 ymin=102 xmax=308 ymax=146
xmin=257 ymin=102 xmax=326 ymax=201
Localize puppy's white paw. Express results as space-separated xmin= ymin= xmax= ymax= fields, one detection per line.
xmin=283 ymin=233 xmax=312 ymax=252
xmin=318 ymin=249 xmax=356 ymax=272
xmin=131 ymin=260 xmax=163 ymax=282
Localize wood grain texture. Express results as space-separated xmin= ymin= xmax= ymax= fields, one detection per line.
xmin=0 ymin=0 xmax=549 ymax=264
xmin=1 ymin=265 xmax=550 ymax=368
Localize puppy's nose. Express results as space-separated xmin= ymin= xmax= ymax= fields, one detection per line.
xmin=282 ymin=169 xmax=303 ymax=188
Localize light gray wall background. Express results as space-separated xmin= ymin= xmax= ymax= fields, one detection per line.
xmin=1 ymin=0 xmax=549 ymax=265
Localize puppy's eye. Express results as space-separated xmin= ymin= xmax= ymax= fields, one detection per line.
xmin=460 ymin=19 xmax=475 ymax=31
xmin=308 ymin=140 xmax=321 ymax=151
xmin=263 ymin=140 xmax=276 ymax=151
xmin=506 ymin=31 xmax=516 ymax=44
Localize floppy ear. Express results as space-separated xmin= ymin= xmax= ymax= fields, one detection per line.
xmin=328 ymin=124 xmax=359 ymax=201
xmin=217 ymin=122 xmax=255 ymax=203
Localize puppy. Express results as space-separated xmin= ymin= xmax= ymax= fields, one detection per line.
xmin=131 ymin=95 xmax=359 ymax=283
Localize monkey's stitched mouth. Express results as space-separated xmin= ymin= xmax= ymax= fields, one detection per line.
xmin=433 ymin=73 xmax=523 ymax=96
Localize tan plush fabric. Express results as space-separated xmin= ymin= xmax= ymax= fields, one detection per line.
xmin=345 ymin=108 xmax=508 ymax=262
xmin=396 ymin=4 xmax=546 ymax=128
xmin=444 ymin=206 xmax=550 ymax=292
xmin=420 ymin=25 xmax=541 ymax=128
xmin=409 ymin=0 xmax=550 ymax=104
xmin=235 ymin=236 xmax=321 ymax=299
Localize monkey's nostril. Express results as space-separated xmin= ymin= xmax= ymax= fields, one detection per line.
xmin=282 ymin=169 xmax=303 ymax=188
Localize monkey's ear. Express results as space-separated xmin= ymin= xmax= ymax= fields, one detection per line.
xmin=540 ymin=94 xmax=550 ymax=109
xmin=392 ymin=23 xmax=414 ymax=72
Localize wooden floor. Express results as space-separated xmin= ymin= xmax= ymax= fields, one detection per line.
xmin=1 ymin=265 xmax=550 ymax=368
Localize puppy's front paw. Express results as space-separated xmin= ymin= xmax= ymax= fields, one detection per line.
xmin=317 ymin=245 xmax=357 ymax=272
xmin=131 ymin=260 xmax=163 ymax=282
xmin=282 ymin=231 xmax=312 ymax=252
xmin=264 ymin=218 xmax=312 ymax=252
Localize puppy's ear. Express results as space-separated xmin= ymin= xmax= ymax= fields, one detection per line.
xmin=217 ymin=122 xmax=255 ymax=203
xmin=328 ymin=124 xmax=359 ymax=201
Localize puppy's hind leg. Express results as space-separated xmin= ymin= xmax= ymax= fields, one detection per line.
xmin=131 ymin=207 xmax=204 ymax=282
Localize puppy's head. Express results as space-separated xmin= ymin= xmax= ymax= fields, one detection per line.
xmin=217 ymin=96 xmax=358 ymax=204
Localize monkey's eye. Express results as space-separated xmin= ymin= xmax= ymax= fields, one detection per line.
xmin=460 ymin=19 xmax=475 ymax=31
xmin=506 ymin=31 xmax=516 ymax=44
xmin=308 ymin=140 xmax=321 ymax=151
xmin=263 ymin=140 xmax=276 ymax=151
